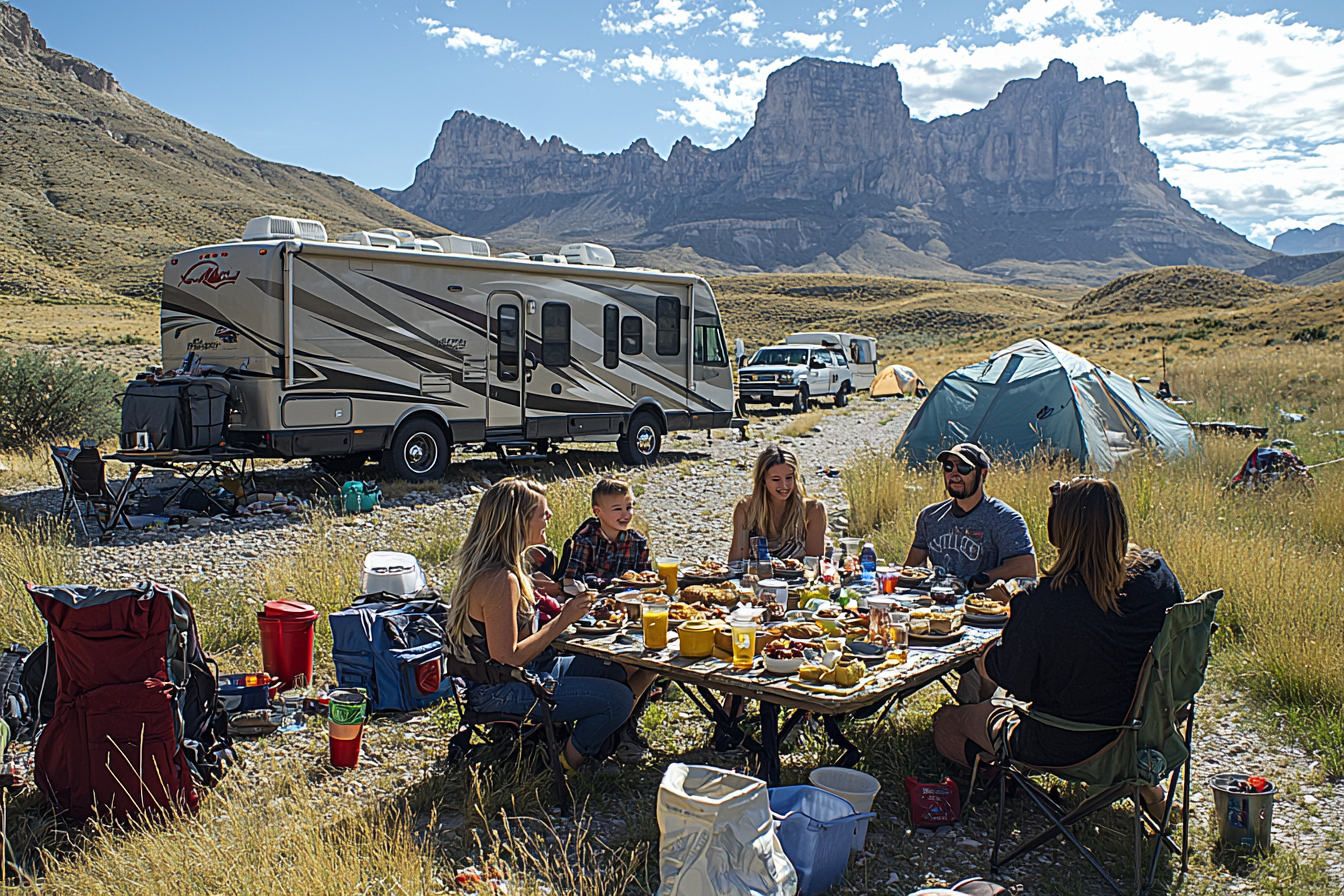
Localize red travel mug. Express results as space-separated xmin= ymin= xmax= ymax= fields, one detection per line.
xmin=329 ymin=721 xmax=363 ymax=768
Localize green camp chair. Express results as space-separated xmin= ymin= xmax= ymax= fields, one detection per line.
xmin=976 ymin=589 xmax=1222 ymax=896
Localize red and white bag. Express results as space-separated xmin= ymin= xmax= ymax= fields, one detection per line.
xmin=904 ymin=776 xmax=962 ymax=829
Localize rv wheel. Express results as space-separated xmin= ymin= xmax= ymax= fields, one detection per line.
xmin=791 ymin=386 xmax=809 ymax=414
xmin=833 ymin=383 xmax=849 ymax=408
xmin=388 ymin=418 xmax=451 ymax=481
xmin=617 ymin=411 xmax=662 ymax=465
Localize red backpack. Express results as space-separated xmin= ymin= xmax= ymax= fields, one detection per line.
xmin=28 ymin=582 xmax=204 ymax=822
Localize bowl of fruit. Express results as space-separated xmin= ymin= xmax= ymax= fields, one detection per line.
xmin=763 ymin=639 xmax=807 ymax=675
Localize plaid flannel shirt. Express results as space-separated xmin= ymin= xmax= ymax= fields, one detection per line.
xmin=563 ymin=517 xmax=651 ymax=582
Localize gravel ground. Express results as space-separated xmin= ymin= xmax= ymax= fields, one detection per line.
xmin=3 ymin=394 xmax=1341 ymax=895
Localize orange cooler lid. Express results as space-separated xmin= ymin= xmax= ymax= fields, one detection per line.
xmin=263 ymin=599 xmax=317 ymax=619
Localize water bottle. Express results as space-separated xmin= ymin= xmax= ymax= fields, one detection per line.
xmin=860 ymin=542 xmax=877 ymax=574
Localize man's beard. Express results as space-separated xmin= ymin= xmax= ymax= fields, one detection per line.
xmin=946 ymin=471 xmax=981 ymax=500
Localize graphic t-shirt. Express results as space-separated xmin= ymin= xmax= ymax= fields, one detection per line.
xmin=911 ymin=496 xmax=1034 ymax=581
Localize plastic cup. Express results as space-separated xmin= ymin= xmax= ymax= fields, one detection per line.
xmin=656 ymin=557 xmax=681 ymax=595
xmin=810 ymin=766 xmax=882 ymax=851
xmin=642 ymin=600 xmax=670 ymax=649
xmin=329 ymin=720 xmax=363 ymax=769
xmin=328 ymin=688 xmax=367 ymax=726
xmin=731 ymin=623 xmax=756 ymax=669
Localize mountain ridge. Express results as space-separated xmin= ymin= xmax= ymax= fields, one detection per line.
xmin=381 ymin=57 xmax=1269 ymax=285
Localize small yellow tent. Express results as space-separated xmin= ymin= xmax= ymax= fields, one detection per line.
xmin=871 ymin=364 xmax=927 ymax=398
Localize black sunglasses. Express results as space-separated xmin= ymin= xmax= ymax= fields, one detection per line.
xmin=942 ymin=460 xmax=976 ymax=475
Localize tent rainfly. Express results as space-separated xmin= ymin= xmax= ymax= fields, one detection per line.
xmin=871 ymin=364 xmax=928 ymax=398
xmin=896 ymin=338 xmax=1196 ymax=470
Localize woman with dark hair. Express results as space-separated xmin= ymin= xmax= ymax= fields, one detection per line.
xmin=728 ymin=445 xmax=827 ymax=561
xmin=933 ymin=477 xmax=1184 ymax=806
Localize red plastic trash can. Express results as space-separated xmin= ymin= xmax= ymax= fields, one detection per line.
xmin=257 ymin=599 xmax=318 ymax=691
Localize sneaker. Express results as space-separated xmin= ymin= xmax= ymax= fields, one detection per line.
xmin=614 ymin=729 xmax=648 ymax=763
xmin=576 ymin=758 xmax=623 ymax=778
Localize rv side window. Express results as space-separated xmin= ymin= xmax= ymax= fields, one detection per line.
xmin=694 ymin=325 xmax=728 ymax=367
xmin=852 ymin=341 xmax=873 ymax=364
xmin=603 ymin=304 xmax=620 ymax=369
xmin=656 ymin=296 xmax=681 ymax=356
xmin=621 ymin=316 xmax=643 ymax=355
xmin=541 ymin=302 xmax=571 ymax=366
xmin=497 ymin=305 xmax=520 ymax=382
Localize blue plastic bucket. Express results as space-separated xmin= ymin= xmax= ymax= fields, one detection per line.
xmin=770 ymin=785 xmax=876 ymax=896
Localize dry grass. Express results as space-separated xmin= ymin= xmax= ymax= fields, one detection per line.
xmin=0 ymin=449 xmax=60 ymax=489
xmin=779 ymin=408 xmax=827 ymax=438
xmin=0 ymin=517 xmax=79 ymax=646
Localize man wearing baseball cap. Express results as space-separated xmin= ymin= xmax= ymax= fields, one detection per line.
xmin=903 ymin=442 xmax=1037 ymax=587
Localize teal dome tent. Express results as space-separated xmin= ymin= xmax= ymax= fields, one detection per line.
xmin=896 ymin=338 xmax=1195 ymax=470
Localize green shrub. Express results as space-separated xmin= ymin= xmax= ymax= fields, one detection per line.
xmin=1291 ymin=325 xmax=1332 ymax=343
xmin=0 ymin=351 xmax=121 ymax=451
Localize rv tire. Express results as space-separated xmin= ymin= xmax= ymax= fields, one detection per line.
xmin=833 ymin=383 xmax=849 ymax=408
xmin=315 ymin=453 xmax=370 ymax=474
xmin=617 ymin=411 xmax=662 ymax=465
xmin=388 ymin=418 xmax=451 ymax=481
xmin=791 ymin=386 xmax=809 ymax=414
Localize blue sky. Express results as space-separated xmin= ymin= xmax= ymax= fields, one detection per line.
xmin=22 ymin=0 xmax=1344 ymax=245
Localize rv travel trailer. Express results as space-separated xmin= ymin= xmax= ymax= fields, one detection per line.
xmin=783 ymin=332 xmax=879 ymax=390
xmin=160 ymin=216 xmax=736 ymax=480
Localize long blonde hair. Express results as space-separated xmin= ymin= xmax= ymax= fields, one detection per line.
xmin=744 ymin=445 xmax=809 ymax=543
xmin=446 ymin=478 xmax=547 ymax=656
xmin=1044 ymin=477 xmax=1142 ymax=614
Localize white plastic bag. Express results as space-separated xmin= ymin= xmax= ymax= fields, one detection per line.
xmin=656 ymin=763 xmax=797 ymax=896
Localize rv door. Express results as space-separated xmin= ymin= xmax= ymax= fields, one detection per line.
xmin=487 ymin=292 xmax=525 ymax=431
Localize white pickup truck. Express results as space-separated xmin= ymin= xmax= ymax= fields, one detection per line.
xmin=736 ymin=343 xmax=853 ymax=413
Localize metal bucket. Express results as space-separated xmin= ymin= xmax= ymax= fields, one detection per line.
xmin=1209 ymin=772 xmax=1275 ymax=852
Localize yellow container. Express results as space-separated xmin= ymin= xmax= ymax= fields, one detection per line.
xmin=656 ymin=556 xmax=681 ymax=595
xmin=642 ymin=601 xmax=670 ymax=650
xmin=678 ymin=620 xmax=716 ymax=657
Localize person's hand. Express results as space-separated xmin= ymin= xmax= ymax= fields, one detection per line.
xmin=557 ymin=589 xmax=597 ymax=626
xmin=531 ymin=571 xmax=562 ymax=598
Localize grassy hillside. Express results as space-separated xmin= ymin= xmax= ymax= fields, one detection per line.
xmin=0 ymin=4 xmax=445 ymax=302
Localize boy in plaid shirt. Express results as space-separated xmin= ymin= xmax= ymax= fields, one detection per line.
xmin=563 ymin=477 xmax=651 ymax=584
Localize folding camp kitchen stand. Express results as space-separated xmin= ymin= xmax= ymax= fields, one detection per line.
xmin=102 ymin=448 xmax=258 ymax=534
xmin=554 ymin=625 xmax=998 ymax=786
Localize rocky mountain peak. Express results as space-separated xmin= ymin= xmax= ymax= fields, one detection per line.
xmin=1 ymin=2 xmax=120 ymax=94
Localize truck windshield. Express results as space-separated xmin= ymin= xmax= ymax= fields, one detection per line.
xmin=748 ymin=348 xmax=809 ymax=366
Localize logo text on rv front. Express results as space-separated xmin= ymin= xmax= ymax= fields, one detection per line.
xmin=180 ymin=260 xmax=240 ymax=289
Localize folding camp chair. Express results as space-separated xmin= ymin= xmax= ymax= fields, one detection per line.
xmin=444 ymin=654 xmax=570 ymax=812
xmin=976 ymin=589 xmax=1222 ymax=896
xmin=51 ymin=443 xmax=127 ymax=539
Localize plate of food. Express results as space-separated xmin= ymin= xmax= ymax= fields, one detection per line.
xmin=897 ymin=566 xmax=935 ymax=587
xmin=679 ymin=560 xmax=733 ymax=586
xmin=762 ymin=639 xmax=807 ymax=675
xmin=679 ymin=583 xmax=741 ymax=606
xmin=963 ymin=593 xmax=1010 ymax=627
xmin=907 ymin=608 xmax=965 ymax=642
xmin=572 ymin=619 xmax=626 ymax=634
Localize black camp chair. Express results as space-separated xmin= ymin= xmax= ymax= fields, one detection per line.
xmin=51 ymin=443 xmax=127 ymax=538
xmin=445 ymin=654 xmax=570 ymax=811
xmin=974 ymin=590 xmax=1222 ymax=896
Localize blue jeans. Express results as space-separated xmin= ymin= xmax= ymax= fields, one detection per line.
xmin=466 ymin=654 xmax=633 ymax=758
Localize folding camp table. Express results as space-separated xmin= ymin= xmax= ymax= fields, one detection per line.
xmin=101 ymin=448 xmax=258 ymax=534
xmin=554 ymin=623 xmax=998 ymax=785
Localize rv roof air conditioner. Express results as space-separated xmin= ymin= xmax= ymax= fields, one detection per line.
xmin=374 ymin=228 xmax=415 ymax=242
xmin=404 ymin=239 xmax=444 ymax=253
xmin=336 ymin=230 xmax=401 ymax=249
xmin=559 ymin=242 xmax=616 ymax=267
xmin=432 ymin=235 xmax=491 ymax=257
xmin=242 ymin=215 xmax=328 ymax=242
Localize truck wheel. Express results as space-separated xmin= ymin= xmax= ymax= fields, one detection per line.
xmin=834 ymin=383 xmax=849 ymax=408
xmin=617 ymin=410 xmax=662 ymax=465
xmin=315 ymin=453 xmax=370 ymax=474
xmin=791 ymin=386 xmax=809 ymax=414
xmin=388 ymin=418 xmax=450 ymax=481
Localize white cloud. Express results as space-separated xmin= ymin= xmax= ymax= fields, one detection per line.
xmin=607 ymin=48 xmax=798 ymax=133
xmin=876 ymin=1 xmax=900 ymax=13
xmin=443 ymin=0 xmax=456 ymax=6
xmin=723 ymin=1 xmax=764 ymax=46
xmin=817 ymin=8 xmax=837 ymax=25
xmin=781 ymin=30 xmax=845 ymax=52
xmin=990 ymin=0 xmax=1114 ymax=37
xmin=601 ymin=0 xmax=716 ymax=36
xmin=418 ymin=18 xmax=520 ymax=56
xmin=872 ymin=11 xmax=1344 ymax=242
xmin=849 ymin=6 xmax=869 ymax=27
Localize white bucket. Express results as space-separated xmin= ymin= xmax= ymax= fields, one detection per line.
xmin=361 ymin=551 xmax=426 ymax=597
xmin=809 ymin=766 xmax=881 ymax=851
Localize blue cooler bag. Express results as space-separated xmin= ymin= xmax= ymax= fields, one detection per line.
xmin=769 ymin=785 xmax=876 ymax=896
xmin=329 ymin=593 xmax=452 ymax=712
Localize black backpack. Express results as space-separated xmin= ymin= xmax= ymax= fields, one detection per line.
xmin=20 ymin=588 xmax=236 ymax=787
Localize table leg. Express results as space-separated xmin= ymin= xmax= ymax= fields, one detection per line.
xmin=759 ymin=701 xmax=781 ymax=786
xmin=103 ymin=463 xmax=144 ymax=535
xmin=821 ymin=715 xmax=860 ymax=768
